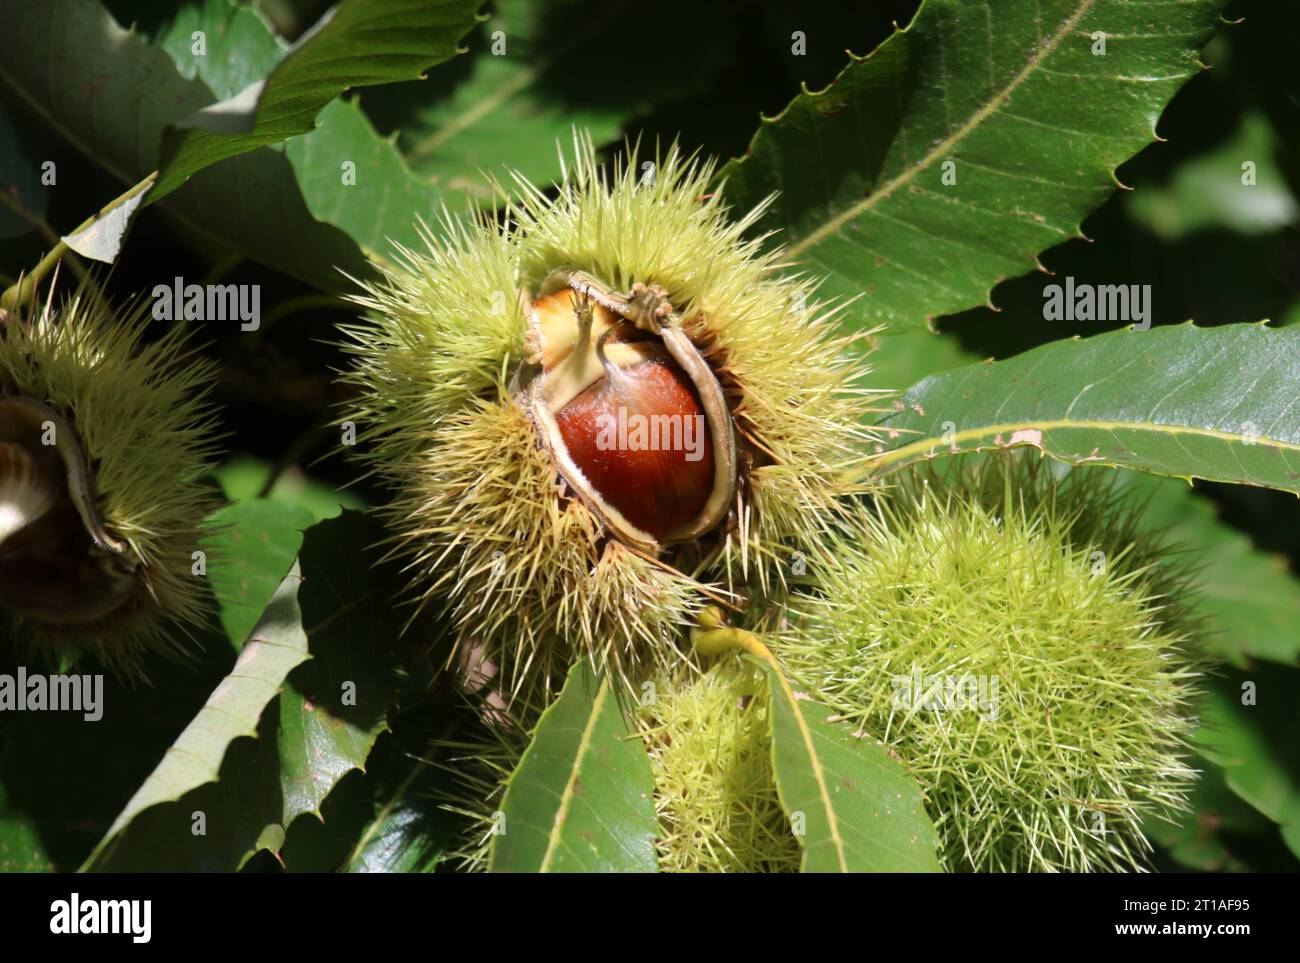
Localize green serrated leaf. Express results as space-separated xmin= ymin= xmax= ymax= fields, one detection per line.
xmin=0 ymin=0 xmax=371 ymax=286
xmin=206 ymin=498 xmax=315 ymax=648
xmin=288 ymin=0 xmax=736 ymax=257
xmin=281 ymin=703 xmax=460 ymax=873
xmin=389 ymin=0 xmax=634 ymax=195
xmin=490 ymin=660 xmax=657 ymax=872
xmin=1195 ymin=665 xmax=1300 ymax=860
xmin=754 ymin=658 xmax=942 ymax=873
xmin=212 ymin=455 xmax=365 ymax=522
xmin=0 ymin=627 xmax=235 ymax=872
xmin=148 ymin=0 xmax=482 ymax=203
xmin=83 ymin=559 xmax=310 ymax=868
xmin=1120 ymin=472 xmax=1300 ymax=666
xmin=0 ymin=0 xmax=479 ymax=283
xmin=205 ymin=460 xmax=366 ymax=649
xmin=720 ymin=0 xmax=1225 ymax=332
xmin=275 ymin=514 xmax=409 ymax=828
xmin=284 ymin=98 xmax=443 ymax=259
xmin=84 ymin=512 xmax=409 ymax=871
xmin=155 ymin=0 xmax=481 ymax=274
xmin=1144 ymin=756 xmax=1270 ymax=872
xmin=282 ymin=764 xmax=447 ymax=872
xmin=874 ymin=322 xmax=1300 ymax=494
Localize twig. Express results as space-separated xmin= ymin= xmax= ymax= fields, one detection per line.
xmin=0 ymin=171 xmax=157 ymax=311
xmin=0 ymin=188 xmax=94 ymax=288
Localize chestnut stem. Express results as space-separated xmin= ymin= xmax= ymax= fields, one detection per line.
xmin=691 ymin=607 xmax=813 ymax=726
xmin=691 ymin=605 xmax=776 ymax=666
xmin=593 ymin=323 xmax=625 ymax=386
xmin=0 ymin=172 xmax=157 ymax=312
xmin=572 ymin=289 xmax=595 ymax=347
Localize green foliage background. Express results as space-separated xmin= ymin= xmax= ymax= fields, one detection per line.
xmin=0 ymin=0 xmax=1297 ymax=873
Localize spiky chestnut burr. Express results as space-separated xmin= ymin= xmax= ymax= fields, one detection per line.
xmin=774 ymin=455 xmax=1204 ymax=873
xmin=636 ymin=656 xmax=801 ymax=873
xmin=0 ymin=287 xmax=221 ymax=674
xmin=429 ymin=654 xmax=800 ymax=874
xmin=341 ymin=132 xmax=880 ymax=705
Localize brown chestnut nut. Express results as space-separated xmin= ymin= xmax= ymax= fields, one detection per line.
xmin=524 ymin=270 xmax=737 ymax=553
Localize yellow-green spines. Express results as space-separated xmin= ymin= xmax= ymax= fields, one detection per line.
xmin=508 ymin=137 xmax=876 ymax=595
xmin=340 ymin=132 xmax=880 ymax=705
xmin=0 ymin=289 xmax=222 ymax=673
xmin=341 ymin=214 xmax=524 ymax=470
xmin=388 ymin=396 xmax=702 ymax=692
xmin=775 ymin=457 xmax=1203 ymax=872
xmin=636 ymin=657 xmax=800 ymax=873
xmin=435 ymin=656 xmax=800 ymax=874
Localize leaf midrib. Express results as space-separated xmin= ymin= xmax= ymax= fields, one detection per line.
xmin=0 ymin=61 xmax=138 ymax=190
xmin=537 ymin=678 xmax=609 ymax=873
xmin=874 ymin=417 xmax=1300 ymax=471
xmin=0 ymin=56 xmax=338 ymax=289
xmin=406 ymin=0 xmax=627 ymax=162
xmin=767 ymin=665 xmax=848 ymax=872
xmin=787 ymin=0 xmax=1098 ymax=258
